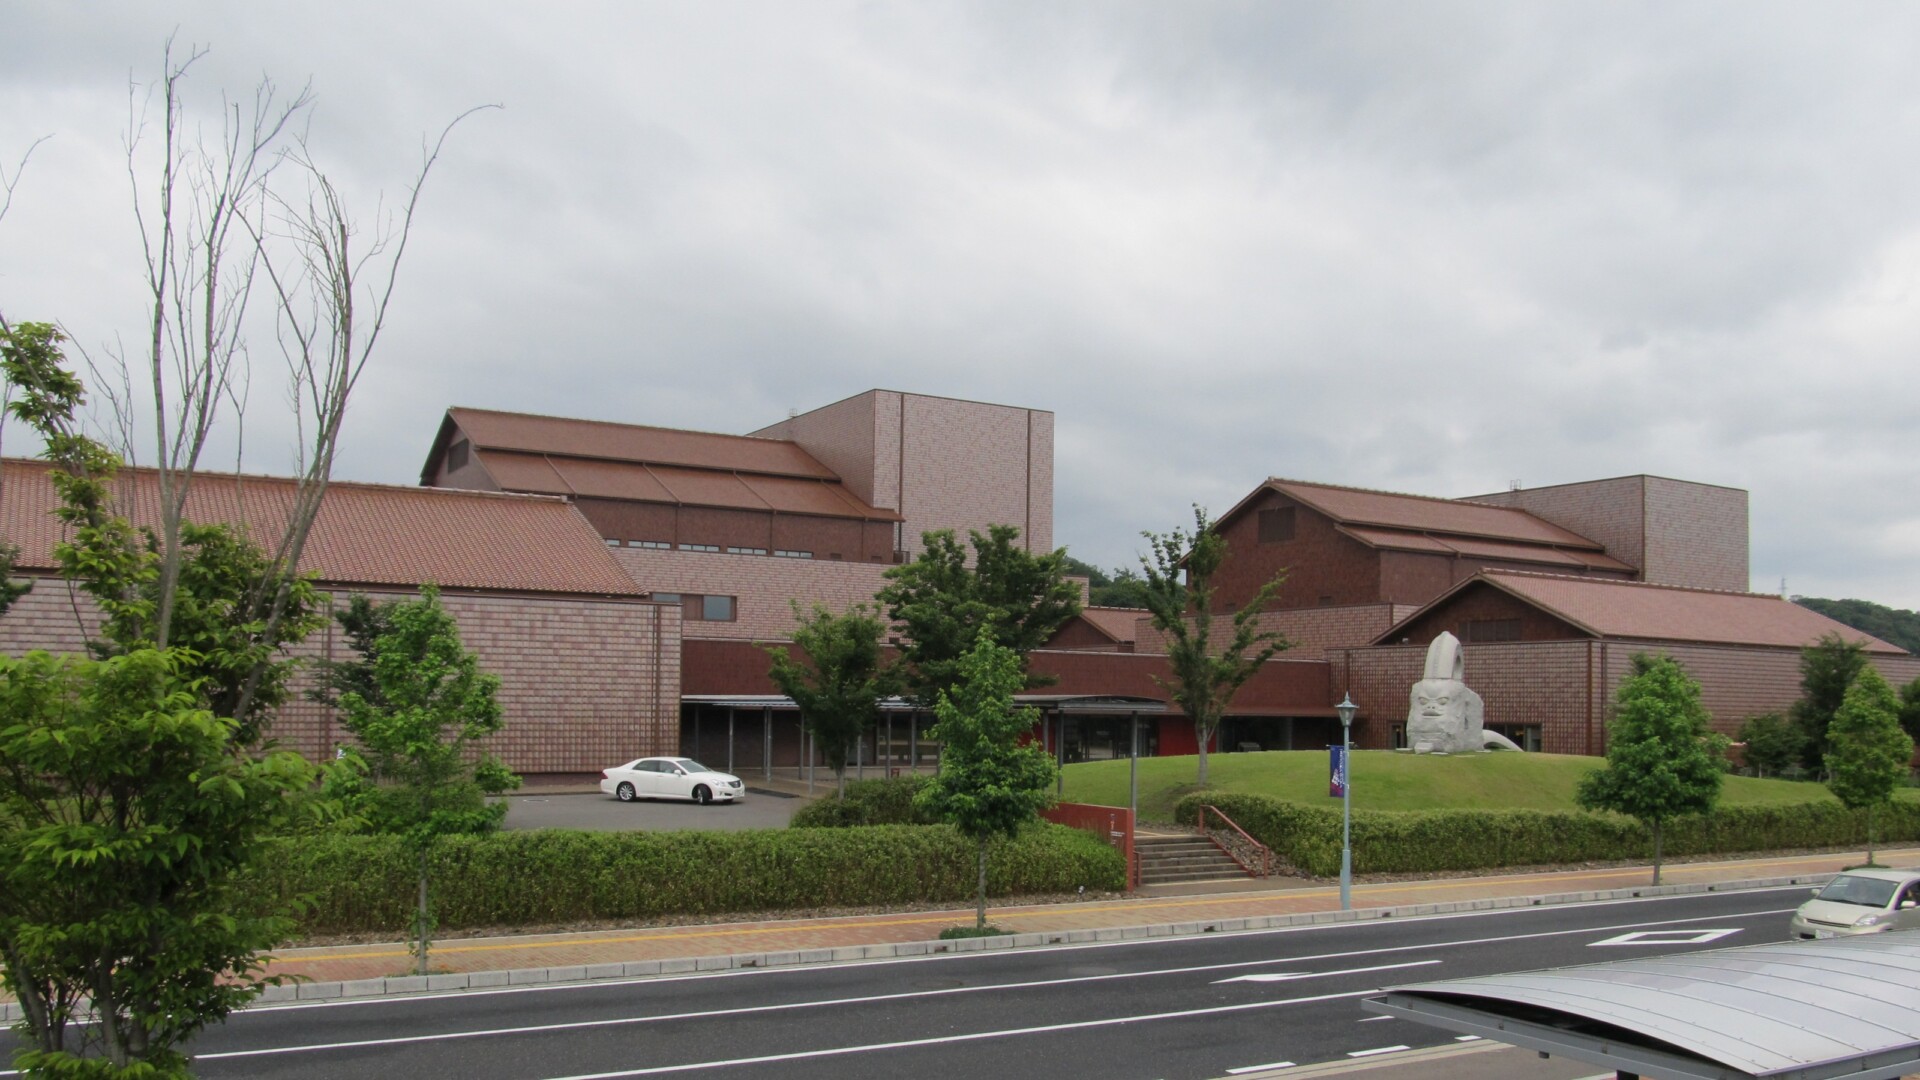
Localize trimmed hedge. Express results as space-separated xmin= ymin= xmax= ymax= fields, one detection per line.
xmin=1174 ymin=792 xmax=1920 ymax=877
xmin=246 ymin=823 xmax=1124 ymax=935
xmin=788 ymin=776 xmax=939 ymax=827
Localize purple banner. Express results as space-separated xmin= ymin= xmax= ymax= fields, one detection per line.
xmin=1329 ymin=744 xmax=1347 ymax=798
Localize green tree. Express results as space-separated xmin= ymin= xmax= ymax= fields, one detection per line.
xmin=328 ymin=585 xmax=520 ymax=974
xmin=1794 ymin=596 xmax=1920 ymax=656
xmin=306 ymin=593 xmax=399 ymax=714
xmin=1826 ymin=666 xmax=1914 ymax=866
xmin=1060 ymin=554 xmax=1159 ymax=609
xmin=1575 ymin=654 xmax=1728 ymax=885
xmin=765 ymin=602 xmax=902 ymax=797
xmin=0 ymin=650 xmax=317 ymax=1078
xmin=1897 ymin=677 xmax=1920 ymax=746
xmin=877 ymin=525 xmax=1081 ymax=707
xmin=914 ymin=631 xmax=1059 ymax=931
xmin=1138 ymin=506 xmax=1289 ymax=787
xmin=1737 ymin=712 xmax=1804 ymax=779
xmin=1791 ymin=633 xmax=1869 ymax=773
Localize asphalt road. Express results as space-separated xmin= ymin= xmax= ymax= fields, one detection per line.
xmin=0 ymin=885 xmax=1809 ymax=1080
xmin=500 ymin=790 xmax=802 ymax=832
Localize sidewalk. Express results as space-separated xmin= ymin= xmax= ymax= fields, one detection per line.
xmin=252 ymin=847 xmax=1904 ymax=991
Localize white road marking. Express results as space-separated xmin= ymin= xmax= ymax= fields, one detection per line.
xmin=1347 ymin=1045 xmax=1410 ymax=1057
xmin=1589 ymin=928 xmax=1740 ymax=947
xmin=1226 ymin=1061 xmax=1296 ymax=1073
xmin=1455 ymin=1034 xmax=1482 ymax=1041
xmin=1213 ymin=959 xmax=1440 ymax=984
xmin=542 ymin=988 xmax=1386 ymax=1079
xmin=1357 ymin=1014 xmax=1393 ymax=1022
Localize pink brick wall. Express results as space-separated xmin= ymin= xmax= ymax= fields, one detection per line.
xmin=0 ymin=577 xmax=681 ymax=776
xmin=750 ymin=392 xmax=883 ymax=511
xmin=1466 ymin=476 xmax=1748 ymax=592
xmin=1643 ymin=477 xmax=1749 ymax=593
xmin=610 ymin=546 xmax=893 ymax=640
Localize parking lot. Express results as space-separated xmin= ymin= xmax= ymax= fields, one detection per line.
xmin=500 ymin=789 xmax=805 ymax=832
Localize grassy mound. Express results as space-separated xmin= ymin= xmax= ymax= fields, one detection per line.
xmin=1060 ymin=750 xmax=1888 ymax=823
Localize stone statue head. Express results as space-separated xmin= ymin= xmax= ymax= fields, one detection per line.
xmin=1405 ymin=631 xmax=1485 ymax=753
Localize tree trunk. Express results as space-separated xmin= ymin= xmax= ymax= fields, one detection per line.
xmin=1196 ymin=723 xmax=1212 ymax=787
xmin=976 ymin=837 xmax=988 ymax=930
xmin=415 ymin=851 xmax=431 ymax=976
xmin=1651 ymin=820 xmax=1663 ymax=886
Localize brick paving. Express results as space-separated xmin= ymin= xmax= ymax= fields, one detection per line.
xmin=256 ymin=847 xmax=1913 ymax=984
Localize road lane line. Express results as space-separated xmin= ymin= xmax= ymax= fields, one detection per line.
xmin=1226 ymin=1062 xmax=1295 ymax=1073
xmin=1346 ymin=1045 xmax=1410 ymax=1057
xmin=539 ymin=989 xmax=1387 ymax=1080
xmin=1213 ymin=960 xmax=1440 ymax=984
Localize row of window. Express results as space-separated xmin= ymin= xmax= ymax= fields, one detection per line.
xmin=649 ymin=593 xmax=736 ymax=622
xmin=604 ymin=538 xmax=817 ymax=559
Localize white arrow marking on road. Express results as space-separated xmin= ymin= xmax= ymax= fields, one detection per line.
xmin=1214 ymin=959 xmax=1441 ymax=984
xmin=1589 ymin=928 xmax=1740 ymax=947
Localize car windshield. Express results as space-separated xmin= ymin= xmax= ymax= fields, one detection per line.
xmin=1816 ymin=875 xmax=1903 ymax=908
xmin=672 ymin=759 xmax=709 ymax=774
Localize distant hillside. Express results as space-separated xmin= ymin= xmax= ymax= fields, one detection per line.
xmin=1794 ymin=596 xmax=1920 ymax=655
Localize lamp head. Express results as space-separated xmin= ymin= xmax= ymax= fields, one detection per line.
xmin=1335 ymin=693 xmax=1358 ymax=728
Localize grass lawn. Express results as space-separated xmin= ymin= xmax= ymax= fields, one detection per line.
xmin=1059 ymin=750 xmax=1884 ymax=824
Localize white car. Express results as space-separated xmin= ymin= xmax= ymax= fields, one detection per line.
xmin=1791 ymin=868 xmax=1920 ymax=939
xmin=600 ymin=757 xmax=745 ymax=805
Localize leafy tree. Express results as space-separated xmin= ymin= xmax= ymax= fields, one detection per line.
xmin=915 ymin=631 xmax=1059 ymax=931
xmin=765 ymin=602 xmax=902 ymax=797
xmin=1138 ymin=506 xmax=1289 ymax=787
xmin=1826 ymin=666 xmax=1914 ymax=866
xmin=307 ymin=593 xmax=400 ymax=714
xmin=1791 ymin=633 xmax=1869 ymax=772
xmin=1898 ymin=677 xmax=1920 ymax=746
xmin=1794 ymin=596 xmax=1920 ymax=656
xmin=1575 ymin=654 xmax=1728 ymax=884
xmin=1060 ymin=554 xmax=1159 ymax=609
xmin=877 ymin=525 xmax=1081 ymax=707
xmin=0 ymin=650 xmax=317 ymax=1078
xmin=1737 ymin=712 xmax=1804 ymax=779
xmin=327 ymin=584 xmax=520 ymax=974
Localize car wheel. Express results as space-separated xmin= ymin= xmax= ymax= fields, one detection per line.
xmin=693 ymin=784 xmax=712 ymax=805
xmin=616 ymin=782 xmax=637 ymax=802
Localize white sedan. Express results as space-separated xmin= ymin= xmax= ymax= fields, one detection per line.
xmin=600 ymin=757 xmax=746 ymax=805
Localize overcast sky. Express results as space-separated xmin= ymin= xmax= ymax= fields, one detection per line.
xmin=2 ymin=3 xmax=1916 ymax=608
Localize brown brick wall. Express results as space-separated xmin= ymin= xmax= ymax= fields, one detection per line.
xmin=1214 ymin=491 xmax=1382 ymax=612
xmin=1390 ymin=583 xmax=1589 ymax=645
xmin=896 ymin=393 xmax=1054 ymax=557
xmin=1643 ymin=477 xmax=1748 ymax=592
xmin=1133 ymin=603 xmax=1404 ymax=661
xmin=610 ymin=546 xmax=893 ymax=640
xmin=0 ymin=577 xmax=681 ymax=776
xmin=750 ymin=392 xmax=885 ymax=512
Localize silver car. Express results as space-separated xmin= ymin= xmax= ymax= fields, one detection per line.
xmin=600 ymin=757 xmax=746 ymax=805
xmin=1790 ymin=868 xmax=1920 ymax=939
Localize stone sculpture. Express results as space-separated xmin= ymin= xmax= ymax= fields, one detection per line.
xmin=1406 ymin=631 xmax=1520 ymax=753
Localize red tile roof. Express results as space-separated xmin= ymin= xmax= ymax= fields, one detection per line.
xmin=1337 ymin=525 xmax=1636 ymax=572
xmin=1268 ymin=479 xmax=1605 ymax=548
xmin=437 ymin=409 xmax=901 ymax=522
xmin=1077 ymin=606 xmax=1148 ymax=644
xmin=1 ymin=458 xmax=644 ymax=597
xmin=1381 ymin=570 xmax=1908 ymax=654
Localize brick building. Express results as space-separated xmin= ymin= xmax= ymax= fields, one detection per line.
xmin=0 ymin=460 xmax=680 ymax=774
xmin=1184 ymin=474 xmax=1917 ymax=753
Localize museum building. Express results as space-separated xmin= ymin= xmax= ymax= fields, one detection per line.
xmin=1 ymin=391 xmax=1914 ymax=777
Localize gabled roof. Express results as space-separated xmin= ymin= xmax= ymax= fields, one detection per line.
xmin=1075 ymin=606 xmax=1147 ymax=645
xmin=1236 ymin=478 xmax=1607 ymax=548
xmin=423 ymin=407 xmax=901 ymax=522
xmin=1 ymin=458 xmax=644 ymax=597
xmin=1376 ymin=569 xmax=1908 ymax=655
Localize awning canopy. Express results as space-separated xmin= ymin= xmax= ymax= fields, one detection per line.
xmin=1365 ymin=932 xmax=1920 ymax=1079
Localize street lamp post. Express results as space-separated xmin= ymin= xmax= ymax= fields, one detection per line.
xmin=1336 ymin=693 xmax=1358 ymax=911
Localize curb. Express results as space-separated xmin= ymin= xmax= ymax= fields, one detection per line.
xmin=0 ymin=872 xmax=1833 ymax=1023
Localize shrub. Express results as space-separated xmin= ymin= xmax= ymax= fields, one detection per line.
xmin=789 ymin=776 xmax=939 ymax=827
xmin=1173 ymin=792 xmax=1920 ymax=877
xmin=244 ymin=822 xmax=1123 ymax=935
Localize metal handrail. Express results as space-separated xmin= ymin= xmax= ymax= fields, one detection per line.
xmin=1197 ymin=804 xmax=1277 ymax=878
